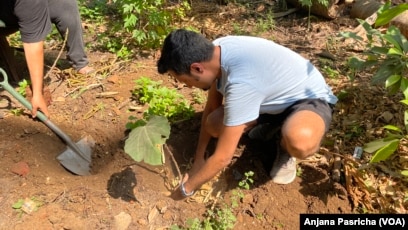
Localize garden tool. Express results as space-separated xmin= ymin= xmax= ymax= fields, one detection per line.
xmin=0 ymin=67 xmax=92 ymax=176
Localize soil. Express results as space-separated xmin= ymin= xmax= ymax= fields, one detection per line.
xmin=0 ymin=1 xmax=398 ymax=229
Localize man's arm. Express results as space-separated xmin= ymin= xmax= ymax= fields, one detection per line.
xmin=23 ymin=41 xmax=49 ymax=117
xmin=189 ymin=82 xmax=223 ymax=175
xmin=188 ymin=123 xmax=245 ymax=187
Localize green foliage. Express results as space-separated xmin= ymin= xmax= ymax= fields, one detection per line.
xmin=191 ymin=88 xmax=207 ymax=105
xmin=340 ymin=3 xmax=408 ymax=163
xmin=17 ymin=79 xmax=30 ymax=97
xmin=255 ymin=13 xmax=275 ymax=34
xmin=10 ymin=108 xmax=24 ymax=116
xmin=124 ymin=115 xmax=170 ymax=165
xmin=238 ymin=171 xmax=254 ymax=190
xmin=111 ymin=0 xmax=191 ymax=51
xmin=12 ymin=197 xmax=43 ymax=216
xmin=132 ymin=77 xmax=195 ymax=123
xmin=321 ymin=65 xmax=340 ymax=79
xmin=173 ymin=171 xmax=256 ymax=229
xmin=124 ymin=77 xmax=195 ymax=166
xmin=182 ymin=205 xmax=236 ymax=230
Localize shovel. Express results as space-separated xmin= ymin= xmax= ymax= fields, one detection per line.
xmin=0 ymin=68 xmax=92 ymax=176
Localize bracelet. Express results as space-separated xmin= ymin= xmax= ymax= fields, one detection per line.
xmin=180 ymin=181 xmax=195 ymax=197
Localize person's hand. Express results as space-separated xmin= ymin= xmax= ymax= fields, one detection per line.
xmin=170 ymin=173 xmax=191 ymax=201
xmin=31 ymin=93 xmax=49 ymax=118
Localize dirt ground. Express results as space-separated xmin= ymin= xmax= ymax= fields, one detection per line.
xmin=1 ymin=1 xmax=401 ymax=229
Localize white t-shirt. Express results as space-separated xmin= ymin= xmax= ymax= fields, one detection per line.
xmin=213 ymin=36 xmax=338 ymax=126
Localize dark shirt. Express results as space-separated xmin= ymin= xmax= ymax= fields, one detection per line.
xmin=0 ymin=0 xmax=51 ymax=43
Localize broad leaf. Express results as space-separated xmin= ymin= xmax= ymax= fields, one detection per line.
xmin=383 ymin=124 xmax=402 ymax=133
xmin=401 ymin=99 xmax=408 ymax=106
xmin=339 ymin=31 xmax=362 ymax=41
xmin=402 ymin=170 xmax=408 ymax=177
xmin=400 ymin=78 xmax=408 ymax=99
xmin=376 ymin=3 xmax=408 ymax=27
xmin=364 ymin=138 xmax=399 ymax=153
xmin=383 ymin=28 xmax=404 ymax=51
xmin=369 ymin=139 xmax=400 ymax=163
xmin=124 ymin=116 xmax=170 ymax=165
xmin=385 ymin=75 xmax=401 ymax=88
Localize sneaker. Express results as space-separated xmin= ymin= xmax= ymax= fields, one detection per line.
xmin=270 ymin=146 xmax=296 ymax=184
xmin=248 ymin=123 xmax=280 ymax=141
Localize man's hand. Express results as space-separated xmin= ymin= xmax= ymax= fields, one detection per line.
xmin=170 ymin=174 xmax=192 ymax=201
xmin=31 ymin=93 xmax=49 ymax=118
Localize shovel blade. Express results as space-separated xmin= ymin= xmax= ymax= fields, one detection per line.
xmin=57 ymin=136 xmax=94 ymax=176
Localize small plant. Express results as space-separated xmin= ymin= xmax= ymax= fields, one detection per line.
xmin=298 ymin=0 xmax=330 ymax=30
xmin=17 ymin=79 xmax=30 ymax=97
xmin=12 ymin=197 xmax=43 ymax=216
xmin=181 ymin=205 xmax=236 ymax=230
xmin=173 ymin=171 xmax=256 ymax=229
xmin=9 ymin=108 xmax=24 ymax=116
xmin=238 ymin=170 xmax=254 ymax=190
xmin=340 ymin=3 xmax=408 ymax=164
xmin=131 ymin=77 xmax=195 ymax=123
xmin=191 ymin=89 xmax=206 ymax=105
xmin=255 ymin=12 xmax=275 ymax=34
xmin=321 ymin=65 xmax=340 ymax=79
xmin=296 ymin=166 xmax=303 ymax=177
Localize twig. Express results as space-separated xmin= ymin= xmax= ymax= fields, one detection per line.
xmin=64 ymin=83 xmax=103 ymax=97
xmin=44 ymin=29 xmax=68 ymax=80
xmin=164 ymin=144 xmax=182 ymax=184
xmin=331 ymin=139 xmax=342 ymax=182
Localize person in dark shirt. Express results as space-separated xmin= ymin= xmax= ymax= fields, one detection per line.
xmin=0 ymin=0 xmax=93 ymax=117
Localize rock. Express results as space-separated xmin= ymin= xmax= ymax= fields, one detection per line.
xmin=10 ymin=161 xmax=29 ymax=176
xmin=114 ymin=212 xmax=132 ymax=230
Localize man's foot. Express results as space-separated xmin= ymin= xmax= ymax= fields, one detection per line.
xmin=270 ymin=147 xmax=296 ymax=184
xmin=248 ymin=123 xmax=280 ymax=141
xmin=77 ymin=66 xmax=95 ymax=75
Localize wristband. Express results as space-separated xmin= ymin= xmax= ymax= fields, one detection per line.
xmin=180 ymin=181 xmax=195 ymax=197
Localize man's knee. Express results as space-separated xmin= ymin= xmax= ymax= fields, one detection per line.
xmin=205 ymin=107 xmax=224 ymax=137
xmin=282 ymin=134 xmax=321 ymax=159
xmin=281 ymin=125 xmax=324 ymax=159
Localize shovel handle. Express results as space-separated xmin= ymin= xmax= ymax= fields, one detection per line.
xmin=0 ymin=68 xmax=48 ymax=121
xmin=0 ymin=68 xmax=91 ymax=162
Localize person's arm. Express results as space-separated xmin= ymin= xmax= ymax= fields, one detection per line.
xmin=189 ymin=82 xmax=223 ymax=175
xmin=23 ymin=41 xmax=49 ymax=117
xmin=172 ymin=124 xmax=246 ymax=200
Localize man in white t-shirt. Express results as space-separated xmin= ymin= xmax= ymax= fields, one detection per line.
xmin=157 ymin=29 xmax=338 ymax=200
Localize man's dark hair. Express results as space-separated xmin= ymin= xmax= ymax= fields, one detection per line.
xmin=157 ymin=29 xmax=215 ymax=75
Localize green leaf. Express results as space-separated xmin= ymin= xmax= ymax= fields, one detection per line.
xmin=12 ymin=199 xmax=24 ymax=209
xmin=383 ymin=29 xmax=404 ymax=51
xmin=401 ymin=170 xmax=408 ymax=176
xmin=401 ymin=99 xmax=408 ymax=106
xmin=124 ymin=116 xmax=170 ymax=165
xmin=372 ymin=61 xmax=401 ymax=84
xmin=385 ymin=75 xmax=401 ymax=88
xmin=364 ymin=138 xmax=399 ymax=153
xmin=369 ymin=139 xmax=399 ymax=163
xmin=405 ymin=110 xmax=408 ymax=133
xmin=376 ymin=3 xmax=408 ymax=27
xmin=338 ymin=31 xmax=363 ymax=41
xmin=400 ymin=78 xmax=408 ymax=99
xmin=371 ymin=46 xmax=389 ymax=55
xmin=383 ymin=124 xmax=402 ymax=133
xmin=388 ymin=47 xmax=403 ymax=55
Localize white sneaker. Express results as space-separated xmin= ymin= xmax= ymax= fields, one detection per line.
xmin=270 ymin=148 xmax=296 ymax=184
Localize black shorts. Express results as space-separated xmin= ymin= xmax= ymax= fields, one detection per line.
xmin=257 ymin=99 xmax=335 ymax=132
